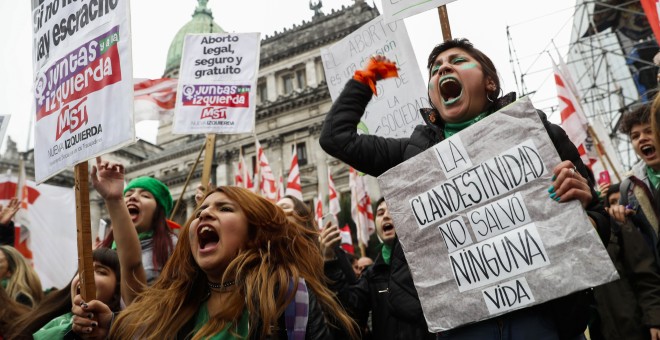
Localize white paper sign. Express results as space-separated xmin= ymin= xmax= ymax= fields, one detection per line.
xmin=173 ymin=33 xmax=260 ymax=135
xmin=321 ymin=16 xmax=427 ymax=138
xmin=31 ymin=0 xmax=135 ymax=183
xmin=377 ymin=97 xmax=617 ymax=331
xmin=381 ymin=0 xmax=457 ymax=24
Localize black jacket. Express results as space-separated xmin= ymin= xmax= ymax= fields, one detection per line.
xmin=0 ymin=221 xmax=14 ymax=246
xmin=320 ymin=79 xmax=611 ymax=338
xmin=325 ymin=239 xmax=435 ymax=340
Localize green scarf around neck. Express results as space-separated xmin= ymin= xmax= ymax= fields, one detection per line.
xmin=381 ymin=243 xmax=392 ymax=265
xmin=111 ymin=230 xmax=153 ymax=250
xmin=443 ymin=111 xmax=490 ymax=138
xmin=647 ymin=166 xmax=660 ymax=190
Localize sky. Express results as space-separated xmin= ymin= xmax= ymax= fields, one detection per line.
xmin=0 ymin=0 xmax=577 ymax=152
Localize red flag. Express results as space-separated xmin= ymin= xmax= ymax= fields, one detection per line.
xmin=133 ymin=78 xmax=177 ymax=122
xmin=277 ymin=172 xmax=285 ymax=202
xmin=552 ymin=57 xmax=596 ymax=167
xmin=285 ymin=144 xmax=303 ymax=200
xmin=328 ymin=166 xmax=340 ymax=215
xmin=349 ymin=168 xmax=375 ymax=247
xmin=642 ymin=0 xmax=660 ymax=44
xmin=339 ymin=224 xmax=354 ymax=254
xmin=233 ymin=161 xmax=243 ymax=187
xmin=256 ymin=139 xmax=277 ymax=201
xmin=315 ymin=191 xmax=323 ymax=229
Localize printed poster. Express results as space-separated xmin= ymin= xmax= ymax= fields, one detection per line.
xmin=173 ymin=33 xmax=261 ymax=134
xmin=321 ymin=16 xmax=427 ymax=139
xmin=377 ymin=97 xmax=617 ymax=331
xmin=31 ymin=0 xmax=135 ymax=183
xmin=381 ymin=0 xmax=457 ymax=23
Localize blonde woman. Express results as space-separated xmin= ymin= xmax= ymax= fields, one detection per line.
xmin=0 ymin=245 xmax=43 ymax=307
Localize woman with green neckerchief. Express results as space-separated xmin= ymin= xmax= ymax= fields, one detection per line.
xmin=320 ymin=38 xmax=610 ymax=339
xmin=94 ymin=156 xmax=177 ymax=304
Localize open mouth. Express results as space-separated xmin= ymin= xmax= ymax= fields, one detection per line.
xmin=198 ymin=225 xmax=219 ymax=250
xmin=127 ymin=204 xmax=140 ymax=222
xmin=382 ymin=222 xmax=394 ymax=233
xmin=439 ymin=77 xmax=463 ymax=104
xmin=641 ymin=145 xmax=656 ymax=157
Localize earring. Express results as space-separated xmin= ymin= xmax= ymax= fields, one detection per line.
xmin=429 ymin=111 xmax=437 ymax=123
xmin=486 ymin=92 xmax=495 ymax=103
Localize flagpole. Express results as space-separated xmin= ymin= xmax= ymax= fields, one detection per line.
xmin=74 ymin=162 xmax=96 ymax=302
xmin=587 ymin=126 xmax=622 ymax=182
xmin=170 ymin=139 xmax=206 ymax=220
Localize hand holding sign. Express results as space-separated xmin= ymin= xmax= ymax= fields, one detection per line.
xmin=549 ymin=160 xmax=592 ymax=208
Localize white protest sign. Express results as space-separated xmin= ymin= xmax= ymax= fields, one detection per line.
xmin=321 ymin=16 xmax=427 ymax=139
xmin=173 ymin=33 xmax=260 ymax=135
xmin=31 ymin=0 xmax=135 ymax=183
xmin=378 ymin=97 xmax=617 ymax=331
xmin=381 ymin=0 xmax=457 ymax=24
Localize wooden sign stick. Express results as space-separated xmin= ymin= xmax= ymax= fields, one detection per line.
xmin=437 ymin=5 xmax=452 ymax=41
xmin=201 ymin=134 xmax=217 ymax=187
xmin=74 ymin=162 xmax=96 ymax=302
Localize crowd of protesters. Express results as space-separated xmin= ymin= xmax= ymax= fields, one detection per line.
xmin=0 ymin=38 xmax=658 ymax=339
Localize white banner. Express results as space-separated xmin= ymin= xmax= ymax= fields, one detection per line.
xmin=381 ymin=0 xmax=457 ymax=23
xmin=0 ymin=115 xmax=11 ymax=149
xmin=173 ymin=33 xmax=261 ymax=134
xmin=377 ymin=97 xmax=617 ymax=331
xmin=31 ymin=0 xmax=135 ymax=183
xmin=0 ymin=175 xmax=76 ymax=289
xmin=321 ymin=16 xmax=427 ymax=139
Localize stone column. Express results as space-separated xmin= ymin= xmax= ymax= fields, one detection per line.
xmin=306 ymin=59 xmax=318 ymax=88
xmin=267 ymin=74 xmax=277 ymax=102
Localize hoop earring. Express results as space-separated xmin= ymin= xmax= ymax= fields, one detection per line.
xmin=486 ymin=92 xmax=495 ymax=103
xmin=429 ymin=111 xmax=437 ymax=123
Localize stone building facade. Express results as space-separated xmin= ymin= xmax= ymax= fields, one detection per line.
xmin=1 ymin=0 xmax=383 ymax=235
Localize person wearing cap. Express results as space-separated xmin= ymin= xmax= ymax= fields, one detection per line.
xmin=93 ymin=157 xmax=177 ymax=304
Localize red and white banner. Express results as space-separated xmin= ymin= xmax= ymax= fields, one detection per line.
xmin=328 ymin=167 xmax=341 ymax=216
xmin=277 ymin=172 xmax=285 ymax=202
xmin=256 ymin=139 xmax=277 ymax=201
xmin=31 ymin=0 xmax=134 ymax=183
xmin=134 ymin=78 xmax=177 ymax=122
xmin=350 ymin=168 xmax=376 ymax=247
xmin=233 ymin=161 xmax=243 ymax=187
xmin=173 ymin=33 xmax=260 ymax=134
xmin=0 ymin=175 xmax=76 ymax=289
xmin=642 ymin=0 xmax=660 ymax=44
xmin=285 ymin=144 xmax=303 ymax=200
xmin=315 ymin=191 xmax=323 ymax=230
xmin=340 ymin=224 xmax=355 ymax=254
xmin=552 ymin=57 xmax=596 ymax=167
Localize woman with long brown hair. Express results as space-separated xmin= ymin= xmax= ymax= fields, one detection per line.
xmin=71 ymin=186 xmax=358 ymax=339
xmin=0 ymin=245 xmax=43 ymax=307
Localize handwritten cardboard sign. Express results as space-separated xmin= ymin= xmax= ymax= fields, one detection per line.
xmin=377 ymin=97 xmax=617 ymax=331
xmin=31 ymin=0 xmax=135 ymax=183
xmin=173 ymin=33 xmax=260 ymax=134
xmin=321 ymin=16 xmax=426 ymax=139
xmin=380 ymin=0 xmax=457 ymax=23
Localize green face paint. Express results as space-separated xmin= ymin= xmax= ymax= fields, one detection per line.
xmin=459 ymin=62 xmax=478 ymax=70
xmin=430 ymin=64 xmax=441 ymax=76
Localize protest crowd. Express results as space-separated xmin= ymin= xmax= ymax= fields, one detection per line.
xmin=4 ymin=0 xmax=660 ymax=339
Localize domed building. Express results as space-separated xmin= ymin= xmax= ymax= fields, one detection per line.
xmin=163 ymin=0 xmax=225 ymax=79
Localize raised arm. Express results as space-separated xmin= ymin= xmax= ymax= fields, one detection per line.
xmin=319 ymin=58 xmax=411 ymax=177
xmin=91 ymin=156 xmax=146 ymax=304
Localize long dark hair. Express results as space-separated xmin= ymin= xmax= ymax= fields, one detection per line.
xmin=100 ymin=204 xmax=175 ymax=270
xmin=7 ymin=248 xmax=122 ymax=340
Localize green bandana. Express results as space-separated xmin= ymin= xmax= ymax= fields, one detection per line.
xmin=381 ymin=243 xmax=392 ymax=265
xmin=443 ymin=111 xmax=490 ymax=138
xmin=647 ymin=166 xmax=660 ymax=190
xmin=123 ymin=177 xmax=173 ymax=216
xmin=1 ymin=278 xmax=7 ymax=289
xmin=111 ymin=231 xmax=153 ymax=250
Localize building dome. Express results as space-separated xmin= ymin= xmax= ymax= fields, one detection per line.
xmin=163 ymin=0 xmax=224 ymax=78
